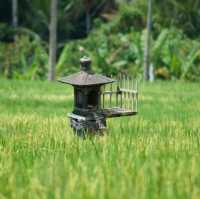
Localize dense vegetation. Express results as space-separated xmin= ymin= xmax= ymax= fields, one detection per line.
xmin=0 ymin=79 xmax=200 ymax=198
xmin=0 ymin=0 xmax=200 ymax=81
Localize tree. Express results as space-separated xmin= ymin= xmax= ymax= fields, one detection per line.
xmin=84 ymin=0 xmax=92 ymax=34
xmin=48 ymin=0 xmax=58 ymax=81
xmin=143 ymin=0 xmax=152 ymax=81
xmin=7 ymin=0 xmax=18 ymax=79
xmin=12 ymin=0 xmax=18 ymax=29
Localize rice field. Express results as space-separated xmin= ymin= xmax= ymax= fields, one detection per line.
xmin=0 ymin=79 xmax=200 ymax=199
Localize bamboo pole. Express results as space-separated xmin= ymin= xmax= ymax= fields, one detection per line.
xmin=103 ymin=84 xmax=105 ymax=108
xmin=120 ymin=74 xmax=123 ymax=108
xmin=136 ymin=79 xmax=138 ymax=112
xmin=132 ymin=78 xmax=135 ymax=111
xmin=110 ymin=78 xmax=112 ymax=108
xmin=128 ymin=76 xmax=131 ymax=110
xmin=124 ymin=75 xmax=127 ymax=109
xmin=116 ymin=76 xmax=119 ymax=107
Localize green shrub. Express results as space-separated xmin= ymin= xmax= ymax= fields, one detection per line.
xmin=118 ymin=4 xmax=145 ymax=32
xmin=0 ymin=23 xmax=15 ymax=42
xmin=56 ymin=26 xmax=200 ymax=82
xmin=57 ymin=30 xmax=141 ymax=77
xmin=0 ymin=35 xmax=48 ymax=80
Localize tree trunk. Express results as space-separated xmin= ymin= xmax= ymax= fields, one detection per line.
xmin=7 ymin=0 xmax=18 ymax=79
xmin=48 ymin=0 xmax=58 ymax=81
xmin=84 ymin=0 xmax=92 ymax=35
xmin=86 ymin=9 xmax=91 ymax=35
xmin=12 ymin=0 xmax=18 ymax=29
xmin=144 ymin=0 xmax=152 ymax=81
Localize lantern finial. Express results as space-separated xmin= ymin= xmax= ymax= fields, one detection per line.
xmin=80 ymin=56 xmax=91 ymax=72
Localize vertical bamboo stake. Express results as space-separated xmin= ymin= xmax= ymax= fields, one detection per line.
xmin=116 ymin=76 xmax=119 ymax=107
xmin=136 ymin=79 xmax=138 ymax=112
xmin=126 ymin=75 xmax=128 ymax=109
xmin=127 ymin=75 xmax=129 ymax=110
xmin=110 ymin=78 xmax=112 ymax=108
xmin=125 ymin=75 xmax=128 ymax=109
xmin=123 ymin=75 xmax=125 ymax=109
xmin=127 ymin=76 xmax=129 ymax=110
xmin=120 ymin=74 xmax=123 ymax=108
xmin=132 ymin=78 xmax=135 ymax=111
xmin=98 ymin=89 xmax=101 ymax=109
xmin=125 ymin=75 xmax=127 ymax=109
xmin=128 ymin=76 xmax=131 ymax=110
xmin=123 ymin=74 xmax=126 ymax=89
xmin=102 ymin=85 xmax=104 ymax=108
xmin=103 ymin=84 xmax=105 ymax=108
xmin=129 ymin=76 xmax=131 ymax=111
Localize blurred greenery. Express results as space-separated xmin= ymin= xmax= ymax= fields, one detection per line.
xmin=0 ymin=0 xmax=200 ymax=81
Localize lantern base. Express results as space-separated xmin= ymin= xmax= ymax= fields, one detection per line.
xmin=68 ymin=113 xmax=107 ymax=136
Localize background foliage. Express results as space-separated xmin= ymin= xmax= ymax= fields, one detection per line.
xmin=0 ymin=0 xmax=200 ymax=81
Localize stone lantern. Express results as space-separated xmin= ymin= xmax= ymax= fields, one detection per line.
xmin=59 ymin=57 xmax=138 ymax=136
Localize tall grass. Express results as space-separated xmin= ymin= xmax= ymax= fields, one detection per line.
xmin=0 ymin=79 xmax=200 ymax=199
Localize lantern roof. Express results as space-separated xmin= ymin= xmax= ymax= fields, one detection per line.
xmin=58 ymin=57 xmax=115 ymax=86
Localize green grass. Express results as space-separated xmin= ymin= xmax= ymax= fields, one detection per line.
xmin=0 ymin=79 xmax=200 ymax=199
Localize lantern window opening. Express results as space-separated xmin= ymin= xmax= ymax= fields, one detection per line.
xmin=75 ymin=88 xmax=84 ymax=109
xmin=87 ymin=89 xmax=99 ymax=109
